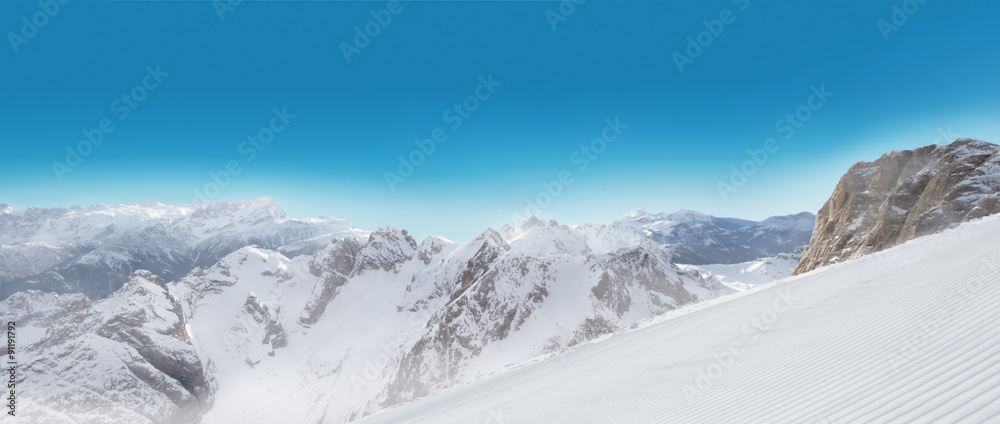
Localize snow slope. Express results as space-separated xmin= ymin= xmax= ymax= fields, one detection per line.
xmin=681 ymin=248 xmax=803 ymax=291
xmin=359 ymin=214 xmax=1000 ymax=424
xmin=177 ymin=225 xmax=730 ymax=424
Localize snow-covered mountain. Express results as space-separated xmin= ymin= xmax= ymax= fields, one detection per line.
xmin=0 ymin=200 xmax=810 ymax=302
xmin=6 ymin=137 xmax=999 ymax=423
xmin=612 ymin=209 xmax=814 ymax=265
xmin=4 ymin=272 xmax=214 ymax=423
xmin=0 ymin=202 xmax=813 ymax=423
xmin=357 ymin=212 xmax=1000 ymax=424
xmin=0 ymin=198 xmax=368 ymax=300
xmin=496 ymin=210 xmax=813 ymax=263
xmin=681 ymin=248 xmax=804 ymax=292
xmin=795 ymin=138 xmax=1000 ymax=274
xmin=3 ymin=219 xmax=741 ymax=423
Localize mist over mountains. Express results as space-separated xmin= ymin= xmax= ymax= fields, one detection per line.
xmin=3 ymin=139 xmax=999 ymax=424
xmin=0 ymin=198 xmax=366 ymax=300
xmin=0 ymin=199 xmax=814 ymax=301
xmin=1 ymin=199 xmax=814 ymax=422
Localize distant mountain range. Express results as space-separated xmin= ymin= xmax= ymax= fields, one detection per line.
xmin=1 ymin=201 xmax=813 ymax=423
xmin=354 ymin=139 xmax=1000 ymax=424
xmin=0 ymin=198 xmax=366 ymax=299
xmin=0 ymin=199 xmax=814 ymax=301
xmin=611 ymin=208 xmax=814 ymax=264
xmin=10 ymin=139 xmax=999 ymax=423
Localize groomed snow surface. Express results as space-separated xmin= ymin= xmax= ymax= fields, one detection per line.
xmin=360 ymin=215 xmax=1000 ymax=424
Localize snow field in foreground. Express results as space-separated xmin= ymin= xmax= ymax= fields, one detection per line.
xmin=360 ymin=214 xmax=1000 ymax=424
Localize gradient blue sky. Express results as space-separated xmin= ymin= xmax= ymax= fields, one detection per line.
xmin=2 ymin=0 xmax=999 ymax=240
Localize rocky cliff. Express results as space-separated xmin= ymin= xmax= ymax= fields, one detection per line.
xmin=794 ymin=138 xmax=1000 ymax=275
xmin=7 ymin=271 xmax=215 ymax=423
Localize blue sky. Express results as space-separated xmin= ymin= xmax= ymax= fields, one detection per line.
xmin=2 ymin=0 xmax=999 ymax=241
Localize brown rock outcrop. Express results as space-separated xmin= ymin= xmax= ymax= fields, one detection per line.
xmin=794 ymin=138 xmax=1000 ymax=275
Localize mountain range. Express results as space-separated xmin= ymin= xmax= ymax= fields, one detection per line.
xmin=358 ymin=209 xmax=1000 ymax=424
xmin=3 ymin=138 xmax=999 ymax=424
xmin=0 ymin=200 xmax=813 ymax=301
xmin=0 ymin=198 xmax=366 ymax=299
xmin=1 ymin=203 xmax=812 ymax=423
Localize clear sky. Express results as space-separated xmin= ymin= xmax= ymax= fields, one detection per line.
xmin=2 ymin=0 xmax=999 ymax=241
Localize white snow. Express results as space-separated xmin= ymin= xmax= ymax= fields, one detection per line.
xmin=358 ymin=214 xmax=1000 ymax=424
xmin=683 ymin=251 xmax=802 ymax=291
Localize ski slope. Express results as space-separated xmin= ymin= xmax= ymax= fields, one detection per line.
xmin=359 ymin=214 xmax=1000 ymax=424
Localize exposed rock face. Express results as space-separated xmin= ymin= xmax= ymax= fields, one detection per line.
xmin=6 ymin=271 xmax=215 ymax=423
xmin=1 ymin=206 xmax=807 ymax=423
xmin=375 ymin=226 xmax=724 ymax=409
xmin=297 ymin=226 xmax=418 ymax=326
xmin=235 ymin=293 xmax=288 ymax=366
xmin=794 ymin=138 xmax=1000 ymax=275
xmin=299 ymin=238 xmax=361 ymax=326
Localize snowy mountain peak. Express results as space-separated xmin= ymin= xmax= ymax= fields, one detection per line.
xmin=757 ymin=212 xmax=817 ymax=232
xmin=447 ymin=228 xmax=512 ymax=268
xmin=519 ymin=214 xmax=547 ymax=229
xmin=1 ymin=200 xmax=818 ymax=423
xmin=355 ymin=226 xmax=419 ymax=274
xmin=417 ymin=236 xmax=454 ymax=265
xmin=467 ymin=228 xmax=511 ymax=251
xmin=499 ymin=219 xmax=592 ymax=257
xmin=947 ymin=137 xmax=997 ymax=155
xmin=187 ymin=197 xmax=288 ymax=226
xmin=365 ymin=225 xmax=418 ymax=251
xmin=668 ymin=208 xmax=711 ymax=219
xmin=1 ymin=199 xmax=365 ymax=300
xmin=500 ymin=215 xmax=564 ymax=242
xmin=136 ymin=200 xmax=167 ymax=208
xmin=619 ymin=208 xmax=715 ymax=224
xmin=96 ymin=270 xmax=188 ymax=340
xmin=622 ymin=207 xmax=648 ymax=220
